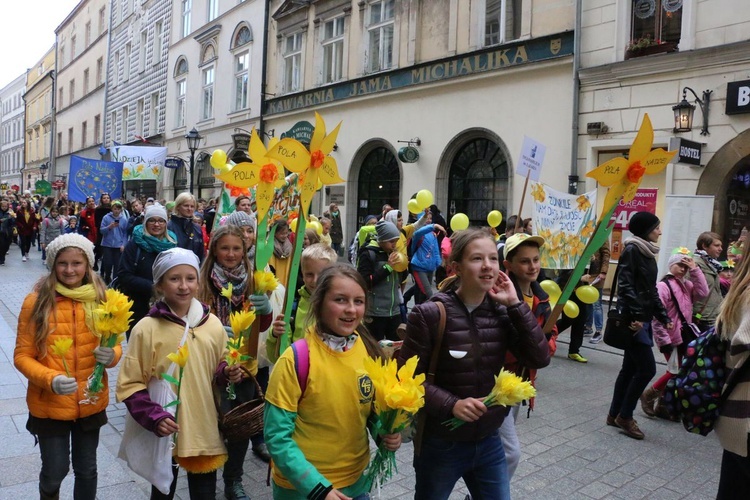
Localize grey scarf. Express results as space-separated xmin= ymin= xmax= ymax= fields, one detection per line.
xmin=624 ymin=236 xmax=660 ymax=259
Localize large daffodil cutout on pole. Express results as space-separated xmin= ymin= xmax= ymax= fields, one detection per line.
xmin=214 ymin=128 xmax=285 ymax=223
xmin=266 ymin=112 xmax=344 ymax=217
xmin=542 ymin=113 xmax=677 ymax=333
xmin=586 ymin=114 xmax=676 ymax=223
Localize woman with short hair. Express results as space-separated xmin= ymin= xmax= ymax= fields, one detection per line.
xmin=168 ymin=192 xmax=204 ymax=262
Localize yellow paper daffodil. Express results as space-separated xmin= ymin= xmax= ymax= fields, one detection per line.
xmin=50 ymin=338 xmax=73 ymax=357
xmin=254 ymin=270 xmax=280 ymax=295
xmin=92 ymin=289 xmax=134 ymax=338
xmin=586 ymin=114 xmax=677 ymax=222
xmin=221 ymin=283 xmax=233 ymax=300
xmin=674 ymin=247 xmax=692 ymax=256
xmin=229 ymin=309 xmax=256 ymax=337
xmin=214 ymin=129 xmax=286 ymax=222
xmin=266 ymin=112 xmax=345 ymax=217
xmin=167 ymin=344 xmax=189 ymax=368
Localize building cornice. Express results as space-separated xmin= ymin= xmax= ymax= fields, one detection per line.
xmin=580 ymin=39 xmax=750 ymax=87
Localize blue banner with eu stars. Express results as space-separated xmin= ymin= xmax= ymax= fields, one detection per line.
xmin=68 ymin=155 xmax=124 ymax=203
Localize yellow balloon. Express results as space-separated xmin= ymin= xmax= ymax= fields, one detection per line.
xmin=210 ymin=149 xmax=227 ymax=170
xmin=575 ymin=285 xmax=600 ymax=305
xmin=563 ymin=300 xmax=580 ymax=319
xmin=290 ymin=218 xmax=298 ymax=233
xmin=450 ymin=213 xmax=470 ymax=232
xmin=539 ymin=280 xmax=561 ymax=298
xmin=309 ymin=220 xmax=323 ymax=235
xmin=487 ymin=210 xmax=503 ymax=228
xmin=407 ymin=199 xmax=420 ymax=214
xmin=416 ymin=190 xmax=434 ymax=211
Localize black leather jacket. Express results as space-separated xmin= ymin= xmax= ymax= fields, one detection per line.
xmin=616 ymin=242 xmax=669 ymax=324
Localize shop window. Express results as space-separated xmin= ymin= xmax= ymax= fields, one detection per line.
xmin=448 ymin=138 xmax=509 ymax=227
xmin=356 ymin=146 xmax=400 ymax=226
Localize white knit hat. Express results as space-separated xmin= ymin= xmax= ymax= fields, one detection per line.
xmin=152 ymin=247 xmax=200 ymax=284
xmin=46 ymin=233 xmax=96 ymax=268
xmin=143 ymin=203 xmax=168 ymax=225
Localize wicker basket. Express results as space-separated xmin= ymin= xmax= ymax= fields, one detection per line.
xmin=214 ymin=368 xmax=265 ymax=442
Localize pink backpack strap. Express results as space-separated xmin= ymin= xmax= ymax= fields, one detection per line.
xmin=291 ymin=338 xmax=310 ymax=396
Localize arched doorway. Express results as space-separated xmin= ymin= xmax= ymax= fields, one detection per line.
xmin=355 ymin=145 xmax=400 ymax=226
xmin=446 ymin=136 xmax=510 ymax=227
xmin=698 ymin=127 xmax=750 ymax=240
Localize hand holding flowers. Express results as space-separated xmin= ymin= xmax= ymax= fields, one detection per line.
xmin=82 ymin=289 xmax=133 ymax=404
xmin=361 ymin=355 xmax=425 ymax=489
xmin=444 ymin=369 xmax=536 ymax=430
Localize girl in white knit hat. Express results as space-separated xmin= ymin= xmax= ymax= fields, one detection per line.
xmin=14 ymin=233 xmax=121 ymax=499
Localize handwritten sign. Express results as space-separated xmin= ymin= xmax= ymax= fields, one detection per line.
xmin=516 ymin=136 xmax=546 ymax=181
xmin=531 ymin=182 xmax=597 ymax=269
xmin=112 ymin=146 xmax=167 ymax=181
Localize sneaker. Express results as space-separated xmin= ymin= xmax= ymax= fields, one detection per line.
xmin=252 ymin=443 xmax=271 ymax=463
xmin=22 ymin=256 xmax=27 ymax=262
xmin=614 ymin=416 xmax=645 ymax=440
xmin=224 ymin=481 xmax=249 ymax=500
xmin=584 ymin=327 xmax=594 ymax=337
xmin=568 ymin=353 xmax=588 ymax=363
xmin=589 ymin=332 xmax=603 ymax=344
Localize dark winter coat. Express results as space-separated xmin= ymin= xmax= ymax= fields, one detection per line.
xmin=357 ymin=242 xmax=400 ymax=318
xmin=15 ymin=207 xmax=38 ymax=237
xmin=116 ymin=240 xmax=159 ymax=330
xmin=397 ymin=291 xmax=550 ymax=441
xmin=616 ymin=241 xmax=670 ymax=325
xmin=168 ymin=214 xmax=205 ymax=262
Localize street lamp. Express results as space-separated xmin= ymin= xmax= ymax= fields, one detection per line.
xmin=672 ymin=87 xmax=712 ymax=136
xmin=185 ymin=127 xmax=202 ymax=194
xmin=39 ymin=162 xmax=49 ymax=181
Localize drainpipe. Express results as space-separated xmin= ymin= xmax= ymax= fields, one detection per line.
xmin=568 ymin=0 xmax=582 ymax=194
xmin=258 ymin=0 xmax=271 ymax=139
xmin=49 ymin=69 xmax=57 ymax=177
xmin=101 ymin=1 xmax=115 ymax=158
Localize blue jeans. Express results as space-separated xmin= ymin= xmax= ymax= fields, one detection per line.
xmin=38 ymin=425 xmax=100 ymax=499
xmin=586 ymin=294 xmax=604 ymax=332
xmin=414 ymin=431 xmax=510 ymax=500
xmin=608 ymin=325 xmax=656 ymax=419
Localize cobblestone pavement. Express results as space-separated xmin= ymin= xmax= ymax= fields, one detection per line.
xmin=0 ymin=242 xmax=722 ymax=499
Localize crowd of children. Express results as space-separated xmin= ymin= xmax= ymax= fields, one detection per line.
xmin=10 ymin=186 xmax=746 ymax=500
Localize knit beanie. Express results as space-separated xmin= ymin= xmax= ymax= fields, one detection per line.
xmin=667 ymin=247 xmax=693 ymax=269
xmin=226 ymin=210 xmax=256 ymax=230
xmin=376 ymin=220 xmax=400 ymax=242
xmin=46 ymin=233 xmax=96 ymax=268
xmin=628 ymin=212 xmax=660 ymax=239
xmin=143 ymin=203 xmax=168 ymax=225
xmin=152 ymin=247 xmax=200 ymax=284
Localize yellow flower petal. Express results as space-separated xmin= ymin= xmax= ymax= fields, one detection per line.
xmin=310 ymin=112 xmax=327 ymax=152
xmin=586 ymin=157 xmax=630 ymax=187
xmin=266 ymin=138 xmax=311 ymax=173
xmin=215 ymin=162 xmax=259 ymax=188
xmin=629 ymin=113 xmax=654 ymax=161
xmin=249 ymin=127 xmax=268 ymax=163
xmin=318 ymin=157 xmax=345 ymax=185
xmin=221 ymin=284 xmax=234 ymax=300
xmin=319 ymin=119 xmax=341 ymax=155
xmin=167 ymin=344 xmax=189 ymax=368
xmin=641 ymin=148 xmax=677 ymax=175
xmin=50 ymin=338 xmax=73 ymax=356
xmin=255 ymin=182 xmax=275 ymax=223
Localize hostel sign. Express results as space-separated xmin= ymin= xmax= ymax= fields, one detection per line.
xmin=266 ymin=32 xmax=574 ymax=115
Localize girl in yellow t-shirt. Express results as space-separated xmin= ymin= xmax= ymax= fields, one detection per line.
xmin=264 ymin=264 xmax=401 ymax=500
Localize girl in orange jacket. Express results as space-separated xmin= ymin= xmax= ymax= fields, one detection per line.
xmin=14 ymin=233 xmax=121 ymax=500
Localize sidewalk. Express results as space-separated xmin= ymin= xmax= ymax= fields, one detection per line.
xmin=0 ymin=242 xmax=723 ymax=499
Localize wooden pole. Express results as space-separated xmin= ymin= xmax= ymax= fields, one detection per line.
xmin=515 ymin=171 xmax=531 ymax=232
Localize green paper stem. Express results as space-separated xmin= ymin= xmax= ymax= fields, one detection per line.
xmin=543 ymin=203 xmax=618 ymax=332
xmin=254 ymin=213 xmax=277 ymax=271
xmin=280 ymin=215 xmax=308 ymax=355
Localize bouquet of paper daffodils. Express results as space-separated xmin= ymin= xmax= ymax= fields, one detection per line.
xmin=253 ymin=270 xmax=279 ymax=294
xmin=225 ymin=309 xmax=256 ymax=399
xmin=443 ymin=368 xmax=536 ymax=430
xmin=81 ymin=289 xmax=133 ymax=404
xmin=361 ymin=355 xmax=425 ymax=489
